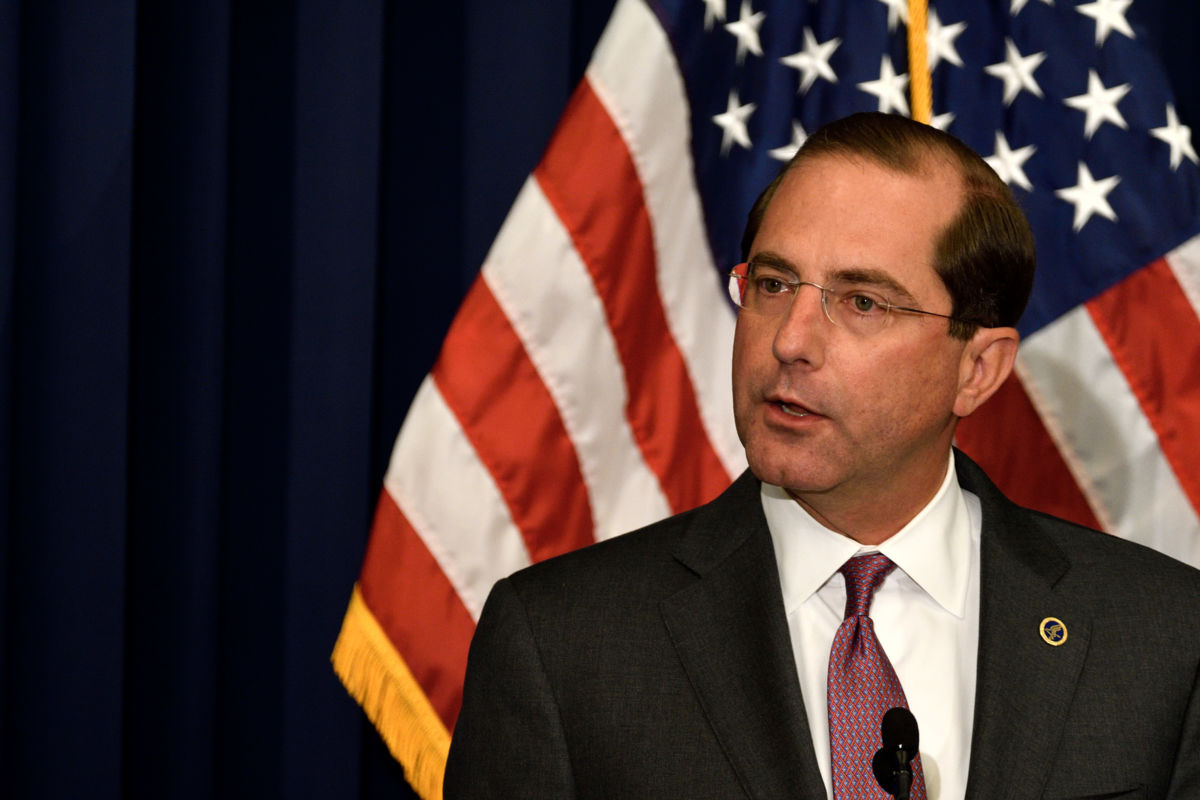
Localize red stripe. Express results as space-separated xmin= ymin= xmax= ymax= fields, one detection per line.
xmin=956 ymin=373 xmax=1103 ymax=530
xmin=1087 ymin=259 xmax=1200 ymax=516
xmin=433 ymin=278 xmax=596 ymax=561
xmin=359 ymin=491 xmax=475 ymax=729
xmin=534 ymin=78 xmax=731 ymax=514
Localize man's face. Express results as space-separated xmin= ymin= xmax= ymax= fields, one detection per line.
xmin=732 ymin=154 xmax=973 ymax=523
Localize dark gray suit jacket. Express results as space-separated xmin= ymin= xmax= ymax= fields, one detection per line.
xmin=444 ymin=451 xmax=1200 ymax=799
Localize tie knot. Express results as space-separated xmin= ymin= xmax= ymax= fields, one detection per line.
xmin=839 ymin=553 xmax=896 ymax=619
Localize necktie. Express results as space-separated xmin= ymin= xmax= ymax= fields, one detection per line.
xmin=827 ymin=553 xmax=927 ymax=799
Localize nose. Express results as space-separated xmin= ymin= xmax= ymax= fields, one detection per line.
xmin=771 ymin=283 xmax=827 ymax=366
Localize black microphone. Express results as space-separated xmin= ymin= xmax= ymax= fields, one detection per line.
xmin=872 ymin=707 xmax=919 ymax=799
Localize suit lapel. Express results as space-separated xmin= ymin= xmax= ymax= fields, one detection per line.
xmin=660 ymin=472 xmax=827 ymax=800
xmin=958 ymin=453 xmax=1093 ymax=799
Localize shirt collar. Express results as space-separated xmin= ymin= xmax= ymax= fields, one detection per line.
xmin=763 ymin=453 xmax=973 ymax=618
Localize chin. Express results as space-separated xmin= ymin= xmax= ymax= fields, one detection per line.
xmin=743 ymin=436 xmax=839 ymax=495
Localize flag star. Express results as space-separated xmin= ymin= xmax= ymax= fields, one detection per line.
xmin=930 ymin=111 xmax=956 ymax=132
xmin=713 ymin=90 xmax=756 ymax=154
xmin=926 ymin=10 xmax=966 ymax=71
xmin=858 ymin=55 xmax=909 ymax=116
xmin=702 ymin=0 xmax=726 ymax=31
xmin=780 ymin=28 xmax=840 ymax=93
xmin=877 ymin=0 xmax=908 ymax=32
xmin=769 ymin=121 xmax=808 ymax=162
xmin=724 ymin=0 xmax=765 ymax=64
xmin=1150 ymin=104 xmax=1199 ymax=170
xmin=1064 ymin=69 xmax=1131 ymax=139
xmin=1055 ymin=162 xmax=1120 ymax=231
xmin=984 ymin=131 xmax=1037 ymax=191
xmin=1076 ymin=0 xmax=1135 ymax=46
xmin=984 ymin=39 xmax=1046 ymax=105
xmin=1011 ymin=0 xmax=1054 ymax=15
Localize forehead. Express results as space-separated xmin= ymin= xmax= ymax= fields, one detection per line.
xmin=751 ymin=154 xmax=963 ymax=288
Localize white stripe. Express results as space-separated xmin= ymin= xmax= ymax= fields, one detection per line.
xmin=1020 ymin=308 xmax=1200 ymax=568
xmin=383 ymin=376 xmax=531 ymax=619
xmin=587 ymin=0 xmax=747 ymax=480
xmin=1165 ymin=231 xmax=1200 ymax=322
xmin=482 ymin=178 xmax=674 ymax=539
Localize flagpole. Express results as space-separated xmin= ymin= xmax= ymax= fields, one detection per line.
xmin=908 ymin=0 xmax=931 ymax=123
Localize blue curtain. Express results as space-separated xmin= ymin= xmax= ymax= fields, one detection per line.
xmin=0 ymin=1 xmax=1194 ymax=797
xmin=0 ymin=1 xmax=611 ymax=796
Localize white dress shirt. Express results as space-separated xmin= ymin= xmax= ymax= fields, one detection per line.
xmin=762 ymin=455 xmax=982 ymax=800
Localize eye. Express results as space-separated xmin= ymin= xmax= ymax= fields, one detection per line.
xmin=850 ymin=294 xmax=878 ymax=313
xmin=837 ymin=288 xmax=889 ymax=316
xmin=756 ymin=277 xmax=790 ymax=295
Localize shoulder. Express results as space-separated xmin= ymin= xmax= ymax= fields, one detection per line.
xmin=504 ymin=469 xmax=764 ymax=601
xmin=1033 ymin=507 xmax=1200 ymax=603
xmin=957 ymin=448 xmax=1200 ymax=603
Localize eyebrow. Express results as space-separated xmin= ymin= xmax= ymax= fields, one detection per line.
xmin=748 ymin=251 xmax=922 ymax=306
xmin=747 ymin=251 xmax=798 ymax=275
xmin=828 ymin=268 xmax=920 ymax=306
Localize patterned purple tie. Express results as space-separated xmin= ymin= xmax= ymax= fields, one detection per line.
xmin=827 ymin=553 xmax=927 ymax=799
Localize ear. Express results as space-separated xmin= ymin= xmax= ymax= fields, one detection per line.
xmin=953 ymin=326 xmax=1019 ymax=418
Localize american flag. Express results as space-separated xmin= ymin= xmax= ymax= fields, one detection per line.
xmin=332 ymin=1 xmax=1200 ymax=796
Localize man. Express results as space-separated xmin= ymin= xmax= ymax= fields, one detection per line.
xmin=443 ymin=113 xmax=1200 ymax=799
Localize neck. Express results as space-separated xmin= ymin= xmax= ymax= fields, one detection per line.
xmin=786 ymin=454 xmax=953 ymax=545
xmin=784 ymin=492 xmax=916 ymax=545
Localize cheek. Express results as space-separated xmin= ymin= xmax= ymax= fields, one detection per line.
xmin=731 ymin=320 xmax=765 ymax=391
xmin=842 ymin=342 xmax=959 ymax=425
xmin=731 ymin=318 xmax=780 ymax=443
xmin=867 ymin=349 xmax=960 ymax=430
xmin=731 ymin=327 xmax=756 ymax=434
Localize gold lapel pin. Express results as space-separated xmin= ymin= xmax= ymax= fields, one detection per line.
xmin=1040 ymin=616 xmax=1068 ymax=646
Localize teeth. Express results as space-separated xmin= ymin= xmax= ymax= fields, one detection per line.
xmin=780 ymin=403 xmax=809 ymax=418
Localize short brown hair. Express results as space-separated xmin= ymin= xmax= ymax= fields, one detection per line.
xmin=740 ymin=112 xmax=1036 ymax=340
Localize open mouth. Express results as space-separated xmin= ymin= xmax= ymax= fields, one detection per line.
xmin=779 ymin=402 xmax=811 ymax=418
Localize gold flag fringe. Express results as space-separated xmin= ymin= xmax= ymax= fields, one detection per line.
xmin=331 ymin=585 xmax=450 ymax=800
xmin=908 ymin=0 xmax=932 ymax=124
